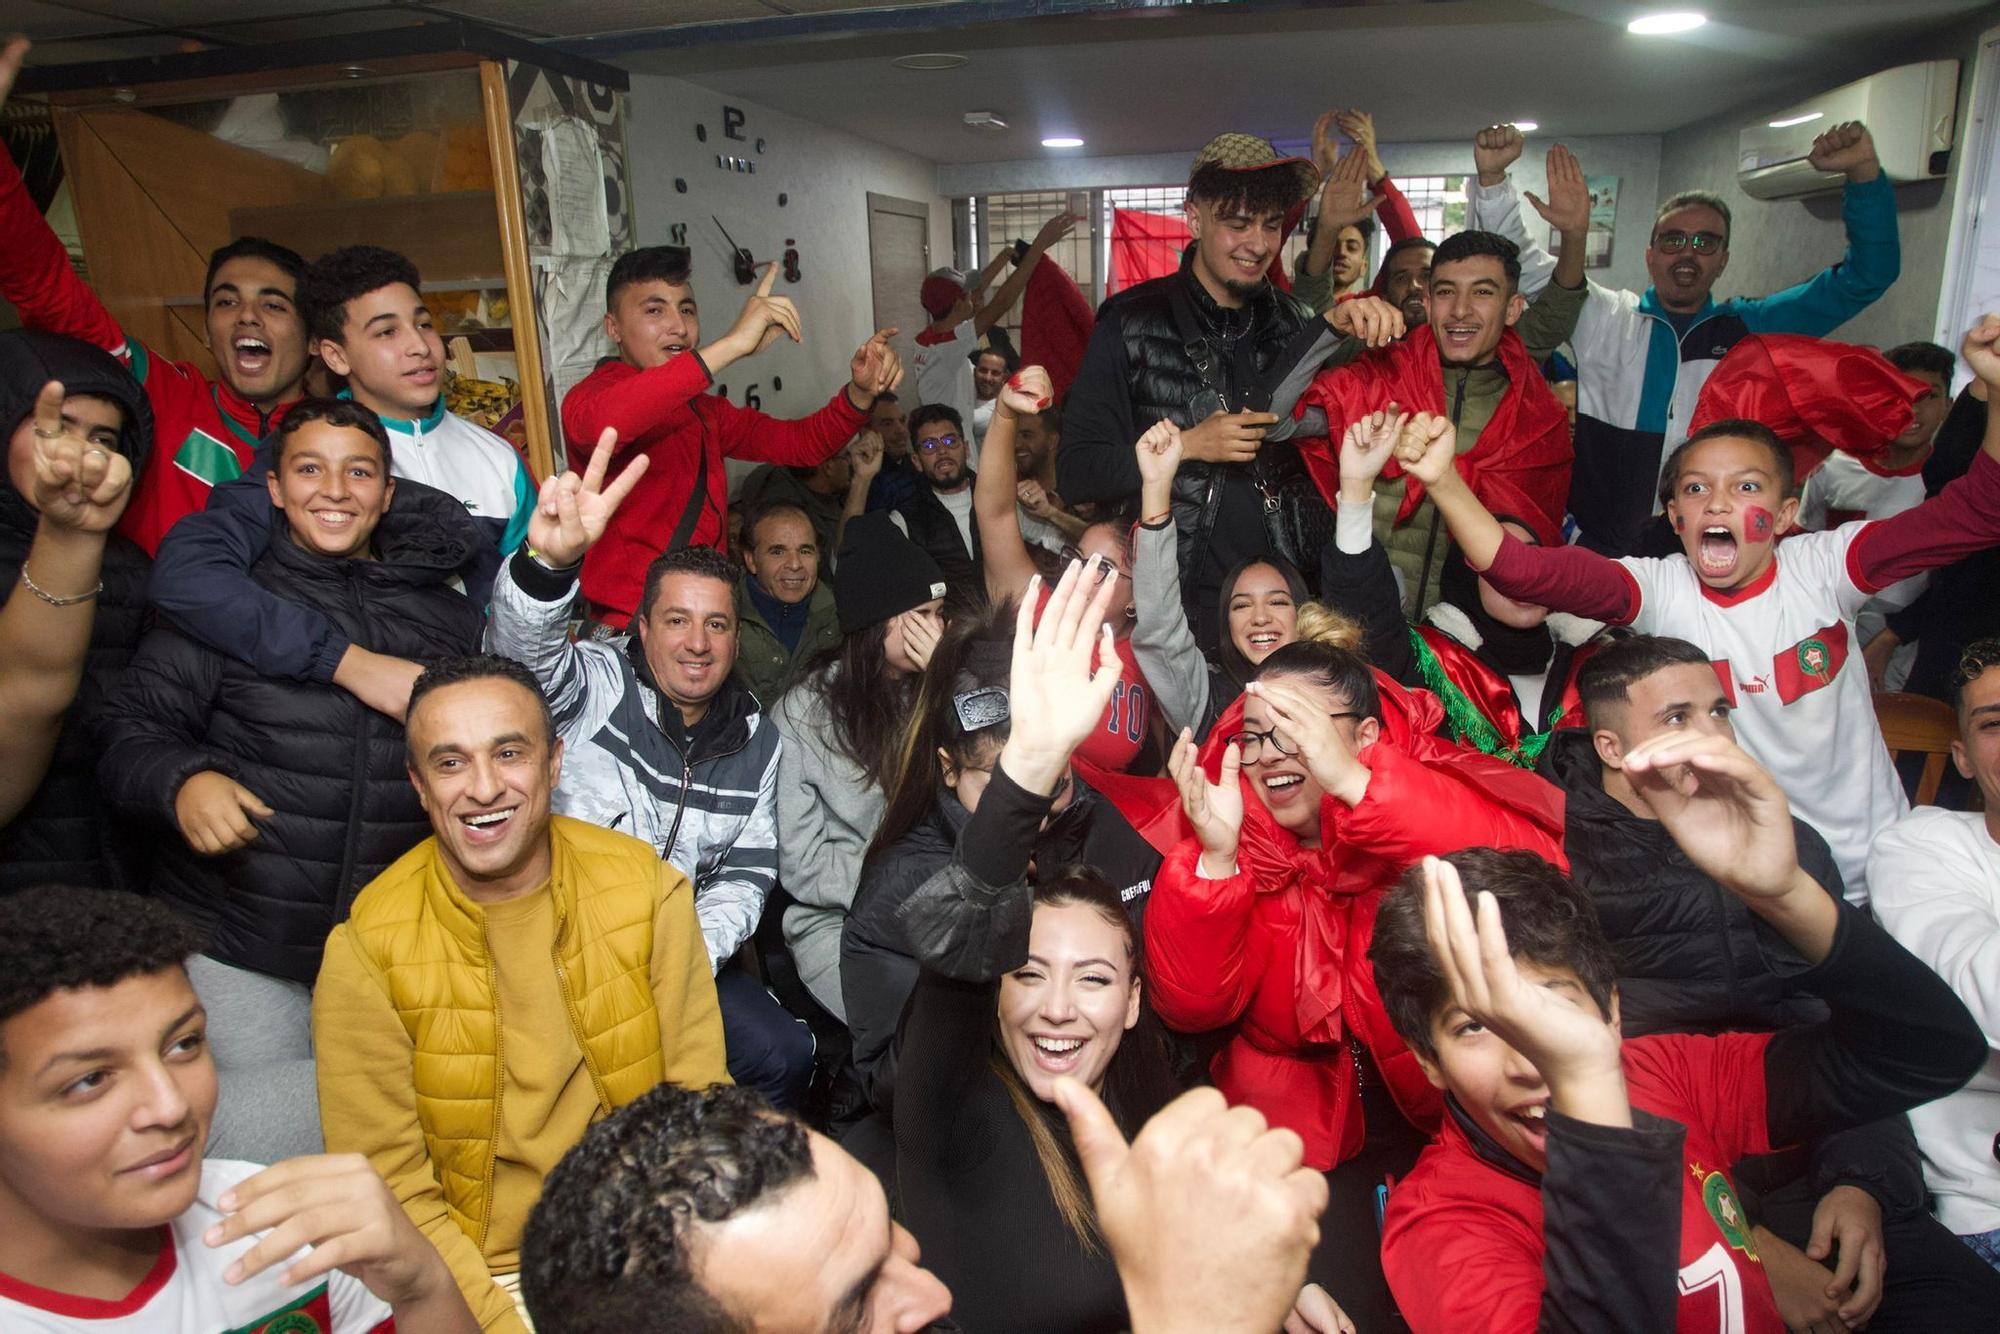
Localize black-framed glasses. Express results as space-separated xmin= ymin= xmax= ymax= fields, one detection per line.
xmin=1225 ymin=712 xmax=1363 ymax=760
xmin=1059 ymin=545 xmax=1131 ymax=584
xmin=1652 ymin=230 xmax=1725 ymax=255
xmin=919 ymin=435 xmax=965 ymax=452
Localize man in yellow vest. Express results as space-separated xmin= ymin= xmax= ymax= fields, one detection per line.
xmin=312 ymin=653 xmax=728 ymax=1331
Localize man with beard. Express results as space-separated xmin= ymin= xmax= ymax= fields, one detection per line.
xmin=1377 ymin=237 xmax=1437 ymax=330
xmin=1012 ymin=399 xmax=1087 ymax=551
xmin=864 ymin=389 xmax=923 ymax=511
xmin=970 ymin=345 xmax=1014 ymax=443
xmin=1060 ymin=131 xmax=1400 ymax=645
xmin=1469 ymin=121 xmax=1900 ymax=556
xmin=893 ymin=403 xmax=982 ymax=601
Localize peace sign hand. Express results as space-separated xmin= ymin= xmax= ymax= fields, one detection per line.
xmin=525 ymin=428 xmax=651 ymax=569
xmin=28 ymin=380 xmax=133 ymax=533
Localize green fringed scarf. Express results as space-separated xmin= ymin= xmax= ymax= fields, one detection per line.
xmin=1408 ymin=629 xmax=1562 ymax=769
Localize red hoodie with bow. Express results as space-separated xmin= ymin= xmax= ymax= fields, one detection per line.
xmin=1084 ymin=673 xmax=1567 ymax=1170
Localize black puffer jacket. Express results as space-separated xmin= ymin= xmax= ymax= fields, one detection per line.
xmin=94 ymin=486 xmax=484 ymax=983
xmin=0 ymin=330 xmax=155 ymax=894
xmin=1058 ymin=250 xmax=1321 ymax=627
xmin=841 ymin=778 xmax=1160 ymax=1112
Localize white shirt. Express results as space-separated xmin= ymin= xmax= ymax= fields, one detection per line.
xmin=911 ymin=321 xmax=981 ymax=459
xmin=377 ymin=399 xmax=535 ymax=556
xmin=1868 ymin=807 xmax=2000 ymax=1234
xmin=0 ymin=1160 xmax=394 ymax=1332
xmin=1619 ymin=523 xmax=1906 ymax=902
xmin=935 ymin=484 xmax=976 ymax=558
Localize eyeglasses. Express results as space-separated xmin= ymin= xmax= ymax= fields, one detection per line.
xmin=919 ymin=435 xmax=964 ymax=452
xmin=1059 ymin=546 xmax=1132 ymax=584
xmin=1225 ymin=712 xmax=1363 ymax=760
xmin=1652 ymin=231 xmax=1725 ymax=255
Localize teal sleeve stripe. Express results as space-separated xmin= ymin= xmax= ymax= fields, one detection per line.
xmin=500 ymin=456 xmax=534 ymax=555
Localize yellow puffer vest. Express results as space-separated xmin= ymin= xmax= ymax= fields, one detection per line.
xmin=339 ymin=815 xmax=670 ymax=1246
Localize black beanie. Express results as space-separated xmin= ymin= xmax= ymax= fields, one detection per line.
xmin=835 ymin=512 xmax=949 ymax=634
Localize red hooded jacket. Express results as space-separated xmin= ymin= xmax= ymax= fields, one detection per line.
xmin=1084 ymin=674 xmax=1567 ymax=1169
xmin=1294 ymin=326 xmax=1574 ymax=546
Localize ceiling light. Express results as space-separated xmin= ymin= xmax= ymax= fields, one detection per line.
xmin=1513 ymin=121 xmax=1540 ymax=133
xmin=1627 ymin=12 xmax=1706 ymax=35
xmin=1042 ymin=136 xmax=1084 ymax=149
xmin=893 ymin=52 xmax=969 ymax=71
xmin=1769 ymin=111 xmax=1823 ymax=129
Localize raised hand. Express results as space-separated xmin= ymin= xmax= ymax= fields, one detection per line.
xmin=849 ymin=326 xmax=902 ymax=400
xmin=1807 ymin=120 xmax=1880 ymax=182
xmin=1169 ymin=727 xmax=1243 ymax=873
xmin=848 ymin=430 xmax=884 ymax=485
xmin=28 ymin=380 xmax=134 ymax=533
xmin=1526 ymin=144 xmax=1591 ymax=238
xmin=1315 ymin=146 xmax=1384 ymax=232
xmin=1474 ymin=124 xmax=1526 ymax=186
xmin=0 ymin=35 xmax=27 ymax=110
xmin=1338 ymin=404 xmax=1405 ymax=502
xmin=1393 ymin=411 xmax=1458 ymax=489
xmin=1960 ymin=313 xmax=2000 ymax=391
xmin=207 ymin=1154 xmax=467 ymax=1315
xmin=998 ymin=559 xmax=1124 ymax=795
xmin=1326 ymin=295 xmax=1404 ymax=348
xmin=1246 ymin=677 xmax=1369 ymax=808
xmin=998 ymin=364 xmax=1054 ymax=421
xmin=1420 ymin=855 xmax=1626 ymax=1091
xmin=1334 ymin=109 xmax=1385 ymax=182
xmin=1181 ymin=409 xmax=1276 ymax=465
xmin=526 ymin=427 xmax=652 ymax=569
xmin=1033 ymin=211 xmax=1081 ymax=251
xmin=1310 ymin=110 xmax=1341 ymax=177
xmin=726 ymin=263 xmax=802 ymax=360
xmin=1619 ymin=732 xmax=1803 ymax=905
xmin=175 ymin=771 xmax=274 ymax=856
xmin=1134 ymin=418 xmax=1185 ymax=499
xmin=1054 ymin=1078 xmax=1327 ymax=1334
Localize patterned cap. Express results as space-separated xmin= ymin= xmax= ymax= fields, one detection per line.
xmin=1188 ymin=132 xmax=1318 ymax=202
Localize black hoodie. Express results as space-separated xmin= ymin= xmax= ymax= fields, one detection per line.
xmin=0 ymin=329 xmax=155 ymax=893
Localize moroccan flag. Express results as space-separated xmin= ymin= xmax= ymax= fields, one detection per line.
xmin=1690 ymin=335 xmax=1927 ymax=483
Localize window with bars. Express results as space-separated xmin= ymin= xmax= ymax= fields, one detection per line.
xmin=1398 ymin=174 xmax=1471 ymax=242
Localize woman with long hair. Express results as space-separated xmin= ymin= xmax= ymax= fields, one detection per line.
xmin=1139 ymin=634 xmax=1566 ymax=1328
xmin=771 ymin=511 xmax=947 ymax=1021
xmin=886 ymin=564 xmax=1183 ymax=1333
xmin=839 ymin=566 xmax=1163 ymax=1115
xmin=1129 ymin=417 xmax=1315 ymax=739
xmin=1322 ymin=408 xmax=1604 ymax=767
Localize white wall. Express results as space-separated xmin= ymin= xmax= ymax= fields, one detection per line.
xmin=624 ymin=72 xmax=951 ymax=423
xmin=937 ymin=133 xmax=1665 ymax=297
xmin=1654 ymin=14 xmax=1994 ymax=351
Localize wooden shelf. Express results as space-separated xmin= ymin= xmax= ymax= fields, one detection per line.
xmin=228 ymin=191 xmax=504 ymax=288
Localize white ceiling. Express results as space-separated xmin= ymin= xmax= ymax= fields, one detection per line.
xmin=10 ymin=0 xmax=1992 ymax=163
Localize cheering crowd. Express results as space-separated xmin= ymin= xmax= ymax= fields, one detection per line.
xmin=6 ymin=27 xmax=2000 ymax=1334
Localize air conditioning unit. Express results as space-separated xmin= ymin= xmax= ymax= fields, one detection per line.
xmin=1737 ymin=59 xmax=1959 ymax=200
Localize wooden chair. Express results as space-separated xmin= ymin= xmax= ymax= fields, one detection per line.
xmin=1874 ymin=691 xmax=1962 ymax=807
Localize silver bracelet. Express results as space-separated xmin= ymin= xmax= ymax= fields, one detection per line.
xmin=20 ymin=565 xmax=101 ymax=606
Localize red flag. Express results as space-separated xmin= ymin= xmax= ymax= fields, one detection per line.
xmin=1690 ymin=334 xmax=1926 ymax=482
xmin=1019 ymin=258 xmax=1094 ymax=403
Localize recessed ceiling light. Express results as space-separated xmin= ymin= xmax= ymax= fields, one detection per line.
xmin=1513 ymin=120 xmax=1540 ymax=133
xmin=893 ymin=52 xmax=969 ymax=71
xmin=1769 ymin=111 xmax=1823 ymax=129
xmin=1042 ymin=136 xmax=1085 ymax=149
xmin=1628 ymin=11 xmax=1707 ymax=35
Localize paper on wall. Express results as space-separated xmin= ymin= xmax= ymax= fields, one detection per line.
xmin=539 ymin=116 xmax=611 ymax=258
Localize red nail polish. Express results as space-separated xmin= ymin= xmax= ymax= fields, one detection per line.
xmin=1038 ymin=397 xmax=1051 ymax=409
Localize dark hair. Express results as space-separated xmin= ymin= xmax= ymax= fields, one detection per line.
xmin=406 ymin=654 xmax=555 ymax=759
xmin=908 ymin=402 xmax=965 ymax=439
xmin=297 ymin=245 xmax=423 ymax=345
xmin=1381 ymin=235 xmax=1438 ymax=264
xmin=789 ymin=615 xmax=921 ymax=790
xmin=1884 ymin=340 xmax=1955 ymax=384
xmin=1954 ymin=637 xmax=2000 ymax=716
xmin=1654 ymin=189 xmax=1732 ymax=245
xmin=607 ymin=245 xmax=693 ymax=309
xmin=739 ymin=499 xmax=815 ymax=553
xmin=1575 ymin=634 xmax=1713 ymax=730
xmin=273 ymin=396 xmax=393 ymax=470
xmin=972 ymin=346 xmax=1018 ymax=372
xmin=1216 ymin=557 xmax=1310 ymax=686
xmin=639 ymin=545 xmax=742 ymax=621
xmin=1254 ymin=639 xmax=1382 ymax=722
xmin=1186 ymin=162 xmax=1304 ymax=220
xmin=1430 ymin=230 xmax=1522 ymax=288
xmin=0 ymin=887 xmax=203 ymax=1065
xmin=869 ymin=600 xmax=1014 ymax=860
xmin=1660 ymin=418 xmax=1795 ymax=504
xmin=204 ymin=235 xmax=306 ymax=304
xmin=870 ymin=389 xmax=900 ymax=406
xmin=997 ymin=867 xmax=1182 ymax=1252
xmin=1370 ymin=848 xmax=1619 ymax=1062
xmin=519 ymin=1082 xmax=810 ymax=1334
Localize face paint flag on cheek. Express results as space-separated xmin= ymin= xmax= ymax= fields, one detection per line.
xmin=1745 ymin=506 xmax=1774 ymax=541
